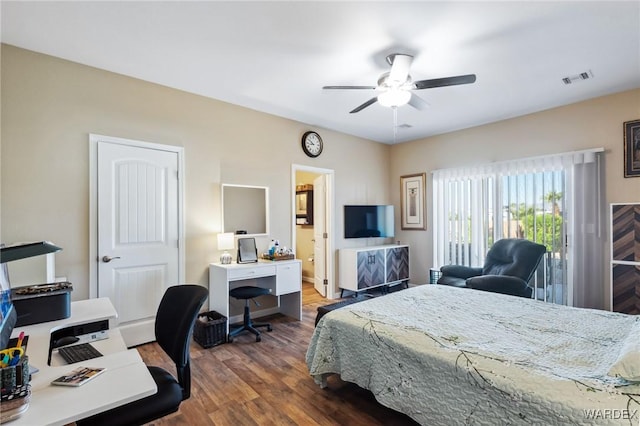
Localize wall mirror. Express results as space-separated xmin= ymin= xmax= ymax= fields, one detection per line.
xmin=222 ymin=184 xmax=269 ymax=236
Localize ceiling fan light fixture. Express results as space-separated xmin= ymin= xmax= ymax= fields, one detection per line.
xmin=377 ymin=89 xmax=411 ymax=108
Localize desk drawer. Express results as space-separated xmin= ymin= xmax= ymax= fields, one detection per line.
xmin=228 ymin=265 xmax=276 ymax=281
xmin=276 ymin=262 xmax=301 ymax=295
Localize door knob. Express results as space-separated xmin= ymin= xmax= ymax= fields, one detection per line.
xmin=102 ymin=255 xmax=121 ymax=263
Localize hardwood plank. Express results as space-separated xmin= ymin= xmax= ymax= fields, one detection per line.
xmin=135 ymin=283 xmax=419 ymax=425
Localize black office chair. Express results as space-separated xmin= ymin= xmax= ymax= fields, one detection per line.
xmin=437 ymin=238 xmax=546 ymax=298
xmin=228 ymin=286 xmax=273 ymax=342
xmin=76 ymin=284 xmax=208 ymax=426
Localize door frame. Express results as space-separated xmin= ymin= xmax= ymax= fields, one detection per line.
xmin=88 ymin=134 xmax=186 ymax=298
xmin=291 ymin=164 xmax=336 ymax=299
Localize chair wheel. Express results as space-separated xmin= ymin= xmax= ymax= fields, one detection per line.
xmin=256 ymin=335 xmax=261 ymax=342
xmin=228 ymin=336 xmax=233 ymax=343
xmin=267 ymin=325 xmax=273 ymax=332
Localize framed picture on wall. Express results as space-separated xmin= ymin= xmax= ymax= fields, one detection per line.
xmin=624 ymin=119 xmax=640 ymax=177
xmin=400 ymin=173 xmax=426 ymax=230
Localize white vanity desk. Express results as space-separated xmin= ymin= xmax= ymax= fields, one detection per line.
xmin=209 ymin=259 xmax=302 ymax=336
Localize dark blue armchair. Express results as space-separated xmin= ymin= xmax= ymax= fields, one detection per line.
xmin=437 ymin=238 xmax=546 ymax=298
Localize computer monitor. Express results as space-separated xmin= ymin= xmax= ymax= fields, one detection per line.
xmin=0 ymin=262 xmax=17 ymax=350
xmin=0 ymin=241 xmax=63 ymax=348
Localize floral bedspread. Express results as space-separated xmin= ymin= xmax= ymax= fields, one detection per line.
xmin=306 ymin=285 xmax=640 ymax=425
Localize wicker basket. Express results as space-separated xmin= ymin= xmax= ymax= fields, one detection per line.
xmin=193 ymin=311 xmax=227 ymax=348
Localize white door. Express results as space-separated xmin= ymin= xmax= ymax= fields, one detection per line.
xmin=97 ymin=141 xmax=180 ymax=347
xmin=313 ymin=175 xmax=328 ymax=296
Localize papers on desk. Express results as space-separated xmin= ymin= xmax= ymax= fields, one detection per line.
xmin=51 ymin=367 xmax=106 ymax=387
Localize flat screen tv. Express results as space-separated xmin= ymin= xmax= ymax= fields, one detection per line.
xmin=344 ymin=205 xmax=394 ymax=239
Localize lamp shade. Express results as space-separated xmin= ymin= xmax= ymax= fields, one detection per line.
xmin=217 ymin=233 xmax=234 ymax=264
xmin=217 ymin=233 xmax=235 ymax=251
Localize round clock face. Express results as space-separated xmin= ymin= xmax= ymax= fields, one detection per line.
xmin=302 ymin=131 xmax=323 ymax=157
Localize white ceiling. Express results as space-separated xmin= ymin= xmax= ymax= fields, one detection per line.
xmin=2 ymin=1 xmax=639 ymax=144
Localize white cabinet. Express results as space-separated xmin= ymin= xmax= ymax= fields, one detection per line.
xmin=339 ymin=245 xmax=409 ymax=293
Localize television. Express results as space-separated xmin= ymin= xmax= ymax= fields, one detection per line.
xmin=344 ymin=205 xmax=395 ymax=239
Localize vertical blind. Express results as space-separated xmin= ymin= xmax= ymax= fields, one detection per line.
xmin=432 ymin=148 xmax=604 ymax=308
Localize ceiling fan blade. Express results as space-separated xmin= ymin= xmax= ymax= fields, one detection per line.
xmin=323 ymin=85 xmax=377 ymax=90
xmin=408 ymin=93 xmax=430 ymax=111
xmin=349 ymin=97 xmax=378 ymax=114
xmin=388 ymin=54 xmax=413 ymax=84
xmin=413 ymin=74 xmax=476 ymax=90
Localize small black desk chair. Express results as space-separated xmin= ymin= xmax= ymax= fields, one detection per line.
xmin=228 ymin=286 xmax=273 ymax=342
xmin=77 ymin=284 xmax=208 ymax=426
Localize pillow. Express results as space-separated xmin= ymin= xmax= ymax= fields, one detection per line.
xmin=609 ymin=321 xmax=640 ymax=381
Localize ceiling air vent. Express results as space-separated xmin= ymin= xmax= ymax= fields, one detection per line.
xmin=562 ymin=70 xmax=594 ymax=85
xmin=397 ymin=124 xmax=412 ymax=129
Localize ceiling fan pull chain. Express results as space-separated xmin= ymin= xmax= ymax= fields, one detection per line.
xmin=393 ymin=107 xmax=398 ymax=143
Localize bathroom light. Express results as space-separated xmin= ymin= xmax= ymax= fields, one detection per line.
xmin=217 ymin=233 xmax=235 ymax=265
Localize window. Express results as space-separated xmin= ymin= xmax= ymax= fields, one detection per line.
xmin=433 ymin=149 xmax=604 ymax=308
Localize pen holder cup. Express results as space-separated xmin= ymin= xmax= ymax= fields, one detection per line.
xmin=0 ymin=356 xmax=29 ymax=394
xmin=0 ymin=355 xmax=31 ymax=424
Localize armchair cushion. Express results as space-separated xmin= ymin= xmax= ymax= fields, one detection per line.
xmin=466 ymin=275 xmax=533 ymax=298
xmin=440 ymin=265 xmax=483 ymax=279
xmin=438 ymin=265 xmax=483 ymax=288
xmin=482 ymin=239 xmax=546 ymax=283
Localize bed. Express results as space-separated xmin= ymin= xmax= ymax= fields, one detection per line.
xmin=306 ymin=285 xmax=640 ymax=425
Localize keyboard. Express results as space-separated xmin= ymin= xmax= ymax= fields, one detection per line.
xmin=57 ymin=343 xmax=103 ymax=364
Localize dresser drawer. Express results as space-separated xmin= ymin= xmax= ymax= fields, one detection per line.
xmin=228 ymin=265 xmax=276 ymax=281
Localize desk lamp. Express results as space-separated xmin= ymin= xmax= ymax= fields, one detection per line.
xmin=217 ymin=233 xmax=234 ymax=265
xmin=0 ymin=241 xmax=62 ymax=351
xmin=0 ymin=241 xmax=62 ymax=263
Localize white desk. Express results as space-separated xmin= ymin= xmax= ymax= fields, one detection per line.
xmin=209 ymin=259 xmax=302 ymax=336
xmin=9 ymin=298 xmax=157 ymax=426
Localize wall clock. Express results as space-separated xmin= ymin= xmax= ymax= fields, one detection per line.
xmin=301 ymin=131 xmax=323 ymax=158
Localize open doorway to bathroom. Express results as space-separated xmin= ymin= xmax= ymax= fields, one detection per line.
xmin=292 ymin=165 xmax=335 ymax=305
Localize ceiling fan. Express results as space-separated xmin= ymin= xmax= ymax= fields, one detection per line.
xmin=323 ymin=53 xmax=476 ymax=114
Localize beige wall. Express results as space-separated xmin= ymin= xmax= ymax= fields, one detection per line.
xmin=1 ymin=45 xmax=392 ymax=300
xmin=390 ymin=89 xmax=640 ymax=307
xmin=5 ymin=43 xmax=637 ymax=306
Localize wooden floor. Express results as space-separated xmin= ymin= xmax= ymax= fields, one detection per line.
xmin=136 ymin=283 xmax=419 ymax=425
